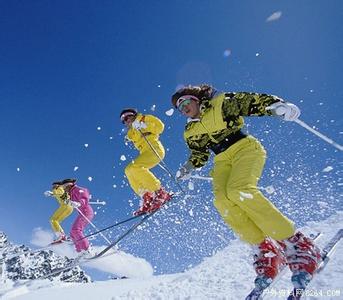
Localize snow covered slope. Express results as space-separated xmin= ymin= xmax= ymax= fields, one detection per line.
xmin=3 ymin=212 xmax=343 ymax=300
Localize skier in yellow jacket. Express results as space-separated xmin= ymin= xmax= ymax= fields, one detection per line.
xmin=44 ymin=181 xmax=73 ymax=244
xmin=171 ymin=84 xmax=321 ymax=295
xmin=120 ymin=108 xmax=172 ymax=215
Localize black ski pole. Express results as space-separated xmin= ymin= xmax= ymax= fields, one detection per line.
xmin=78 ymin=214 xmax=143 ymax=242
xmin=91 ymin=208 xmax=159 ymax=259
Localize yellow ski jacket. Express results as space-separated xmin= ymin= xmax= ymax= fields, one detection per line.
xmin=184 ymin=92 xmax=281 ymax=167
xmin=52 ymin=186 xmax=69 ymax=205
xmin=127 ymin=113 xmax=165 ymax=152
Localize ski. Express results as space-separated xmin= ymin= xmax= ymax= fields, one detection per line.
xmin=90 ymin=211 xmax=155 ymax=259
xmin=2 ymin=192 xmax=182 ymax=295
xmin=245 ymin=232 xmax=322 ymax=300
xmin=90 ymin=192 xmax=181 ymax=259
xmin=287 ymin=228 xmax=343 ymax=300
xmin=3 ymin=217 xmax=156 ymax=294
xmin=81 ymin=214 xmax=144 ymax=241
xmin=80 ymin=191 xmax=183 ymax=242
xmin=4 ymin=214 xmax=142 ymax=262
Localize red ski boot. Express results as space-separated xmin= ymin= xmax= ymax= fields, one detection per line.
xmin=253 ymin=237 xmax=287 ymax=290
xmin=133 ymin=191 xmax=155 ymax=216
xmin=153 ymin=187 xmax=172 ymax=209
xmin=282 ymin=231 xmax=321 ymax=290
xmin=51 ymin=233 xmax=67 ymax=245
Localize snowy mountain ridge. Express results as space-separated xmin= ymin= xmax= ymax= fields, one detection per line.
xmin=0 ymin=231 xmax=91 ymax=287
xmin=2 ymin=211 xmax=342 ymax=300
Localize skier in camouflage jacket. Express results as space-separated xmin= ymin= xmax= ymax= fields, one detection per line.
xmin=172 ymin=84 xmax=321 ymax=292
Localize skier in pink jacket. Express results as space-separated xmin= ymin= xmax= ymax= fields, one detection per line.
xmin=62 ymin=178 xmax=94 ymax=257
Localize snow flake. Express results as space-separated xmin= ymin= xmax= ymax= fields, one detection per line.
xmin=188 ymin=181 xmax=194 ymax=191
xmin=223 ymin=49 xmax=231 ymax=57
xmin=322 ymin=166 xmax=333 ymax=172
xmin=88 ymin=177 xmax=93 ymax=182
xmin=97 ymin=126 xmax=101 ymax=131
xmin=84 ymin=144 xmax=89 ymax=148
xmin=120 ymin=155 xmax=127 ymax=161
xmin=263 ymin=186 xmax=275 ymax=194
xmin=112 ymin=184 xmax=117 ymax=188
xmin=16 ymin=167 xmax=20 ymax=172
xmin=266 ymin=11 xmax=282 ymax=22
xmin=157 ymin=84 xmax=161 ymax=88
xmin=74 ymin=166 xmax=79 ymax=171
xmin=317 ymin=201 xmax=329 ymax=209
xmin=165 ymin=108 xmax=174 ymax=116
xmin=255 ymin=52 xmax=260 ymax=57
xmin=264 ymin=251 xmax=277 ymax=258
xmin=109 ymin=136 xmax=113 ymax=140
xmin=151 ymin=104 xmax=156 ymax=111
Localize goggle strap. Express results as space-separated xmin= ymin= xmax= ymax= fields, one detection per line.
xmin=176 ymin=95 xmax=199 ymax=108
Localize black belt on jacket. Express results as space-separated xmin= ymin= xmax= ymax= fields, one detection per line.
xmin=209 ymin=130 xmax=247 ymax=155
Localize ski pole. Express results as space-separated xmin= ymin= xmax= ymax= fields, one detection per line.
xmin=90 ymin=192 xmax=178 ymax=259
xmin=91 ymin=213 xmax=153 ymax=259
xmin=80 ymin=214 xmax=143 ymax=241
xmin=89 ymin=201 xmax=106 ymax=205
xmin=74 ymin=206 xmax=112 ymax=245
xmin=190 ymin=175 xmax=213 ymax=182
xmin=138 ymin=129 xmax=186 ymax=194
xmin=268 ymin=105 xmax=343 ymax=151
xmin=294 ymin=119 xmax=343 ymax=151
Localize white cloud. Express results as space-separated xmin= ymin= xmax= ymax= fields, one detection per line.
xmin=84 ymin=247 xmax=153 ymax=279
xmin=30 ymin=227 xmax=54 ymax=247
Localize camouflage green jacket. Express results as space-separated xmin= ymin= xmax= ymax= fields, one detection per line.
xmin=184 ymin=92 xmax=281 ymax=167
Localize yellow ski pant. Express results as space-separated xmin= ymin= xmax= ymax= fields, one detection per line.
xmin=50 ymin=204 xmax=73 ymax=233
xmin=125 ymin=142 xmax=165 ymax=195
xmin=212 ymin=136 xmax=295 ymax=245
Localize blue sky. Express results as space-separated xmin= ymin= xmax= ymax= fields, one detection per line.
xmin=0 ymin=1 xmax=342 ymax=279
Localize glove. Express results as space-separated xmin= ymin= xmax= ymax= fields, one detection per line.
xmin=267 ymin=102 xmax=301 ymax=121
xmin=60 ymin=192 xmax=69 ymax=204
xmin=69 ymin=201 xmax=81 ymax=208
xmin=176 ymin=161 xmax=194 ymax=181
xmin=44 ymin=191 xmax=53 ymax=197
xmin=131 ymin=120 xmax=147 ymax=130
